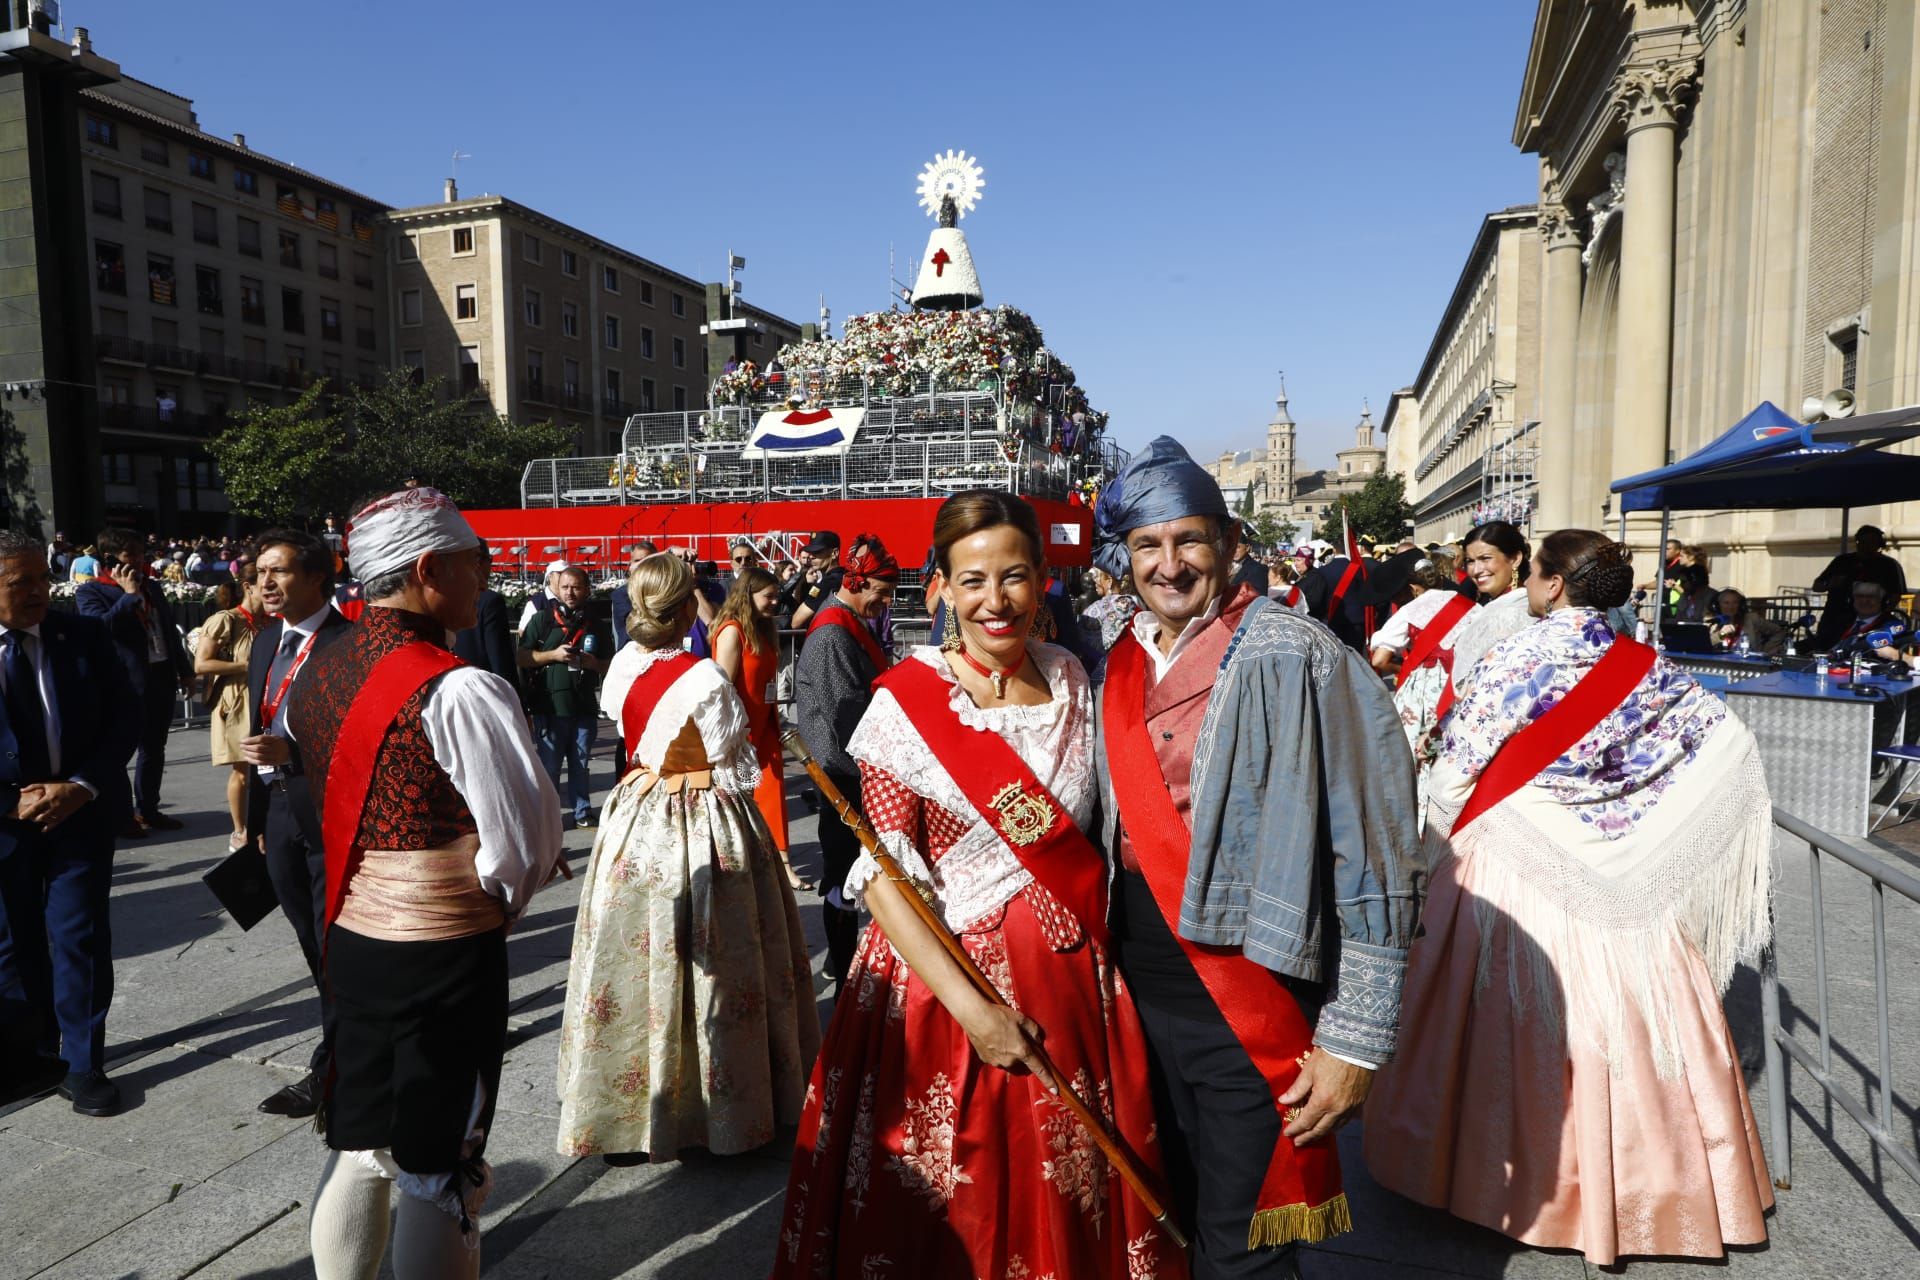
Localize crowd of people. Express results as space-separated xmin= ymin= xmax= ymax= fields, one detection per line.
xmin=0 ymin=456 xmax=1802 ymax=1278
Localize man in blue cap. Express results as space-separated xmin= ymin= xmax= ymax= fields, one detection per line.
xmin=1092 ymin=437 xmax=1423 ymax=1278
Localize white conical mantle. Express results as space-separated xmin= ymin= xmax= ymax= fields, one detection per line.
xmin=911 ymin=225 xmax=983 ymax=311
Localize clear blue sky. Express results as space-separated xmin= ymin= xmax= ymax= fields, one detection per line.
xmin=76 ymin=0 xmax=1541 ymax=469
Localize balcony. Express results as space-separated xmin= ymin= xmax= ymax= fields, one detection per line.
xmin=99 ymin=403 xmax=221 ymax=439
xmin=200 ymin=353 xmax=244 ymax=382
xmin=241 ymin=303 xmax=266 ymax=326
xmin=523 ymin=379 xmax=551 ymax=405
xmin=150 ymin=345 xmax=195 ymax=373
xmin=92 ymin=197 xmax=121 ymax=219
xmin=602 ymin=395 xmax=633 ymax=418
xmin=561 ymin=387 xmax=589 ymax=412
xmin=243 ymin=360 xmax=284 ymax=389
xmin=95 ymin=335 xmax=145 ymax=365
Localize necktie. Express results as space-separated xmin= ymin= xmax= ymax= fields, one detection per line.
xmin=264 ymin=630 xmax=301 ymax=731
xmin=3 ymin=632 xmax=52 ymax=782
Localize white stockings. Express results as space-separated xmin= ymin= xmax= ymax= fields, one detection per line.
xmin=310 ymin=1148 xmax=479 ymax=1280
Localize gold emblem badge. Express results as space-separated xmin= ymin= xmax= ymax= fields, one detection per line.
xmin=989 ymin=782 xmax=1057 ymax=847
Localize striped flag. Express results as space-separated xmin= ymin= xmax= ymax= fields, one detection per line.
xmin=742 ymin=406 xmax=865 ymax=459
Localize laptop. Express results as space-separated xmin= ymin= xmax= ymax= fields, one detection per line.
xmin=1662 ymin=623 xmax=1718 ymax=655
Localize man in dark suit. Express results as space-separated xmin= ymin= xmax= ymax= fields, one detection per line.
xmin=0 ymin=530 xmax=138 ymax=1113
xmin=242 ymin=529 xmax=353 ymax=1117
xmin=608 ymin=540 xmax=657 ymax=654
xmin=73 ymin=528 xmax=194 ymax=835
xmin=451 ymin=585 xmax=516 ymax=683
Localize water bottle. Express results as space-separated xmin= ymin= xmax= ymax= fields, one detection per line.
xmin=1852 ymin=648 xmax=1866 ymax=684
xmin=1735 ymin=631 xmax=1750 ymax=658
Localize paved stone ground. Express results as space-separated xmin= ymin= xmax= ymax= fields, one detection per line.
xmin=0 ymin=723 xmax=1915 ymax=1278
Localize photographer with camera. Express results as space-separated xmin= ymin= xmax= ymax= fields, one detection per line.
xmin=518 ymin=565 xmax=610 ymax=830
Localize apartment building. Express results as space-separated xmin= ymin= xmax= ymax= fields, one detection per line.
xmin=79 ymin=75 xmax=391 ymax=530
xmin=383 ymin=190 xmax=802 ymax=457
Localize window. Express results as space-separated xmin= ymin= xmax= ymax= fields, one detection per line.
xmin=91 ymin=171 xmax=121 ymax=218
xmin=281 ymin=286 xmax=304 ymax=334
xmin=641 ymin=377 xmax=655 ymax=411
xmin=458 ymin=345 xmax=481 ymax=394
xmin=314 ymin=197 xmax=337 ymax=231
xmin=144 ymin=187 xmax=172 ymax=232
xmin=671 ymin=336 xmax=684 ymax=369
xmin=560 ymin=249 xmax=577 ymax=277
xmin=85 ymin=116 xmax=117 ymax=148
xmin=141 ymin=134 xmax=168 ymax=165
xmin=285 ymin=345 xmax=305 ymax=374
xmin=523 ymin=288 xmax=542 ymax=327
xmin=561 ymin=300 xmax=579 ymax=338
xmin=523 ymin=233 xmax=542 ymax=264
xmin=1840 ymin=335 xmax=1860 ymax=392
xmin=102 ymin=453 xmax=135 ymax=485
xmin=320 ymin=298 xmax=341 ymax=343
xmin=151 ymin=318 xmax=178 ymax=348
xmin=192 ymin=202 xmax=218 ymax=246
xmin=233 ymin=167 xmax=258 ymax=196
xmin=400 ymin=288 xmax=422 ymax=326
xmin=671 ymin=291 xmax=685 ymax=318
xmin=200 ymin=325 xmax=225 ymax=354
xmin=351 ymin=210 xmax=374 ymax=243
xmin=396 ymin=234 xmax=418 ymax=262
xmin=98 ymin=307 xmax=129 ymax=338
xmin=354 ymin=305 xmax=376 ymax=351
xmin=317 ymin=242 xmax=339 ymax=280
xmin=452 ymin=226 xmax=475 ymax=255
xmin=402 ymin=349 xmax=425 ymax=385
xmin=278 ymin=230 xmax=301 ymax=268
xmin=525 ymin=348 xmax=546 ymax=398
xmin=638 ymin=280 xmax=653 ymax=305
xmin=639 ymin=326 xmax=653 ymax=359
xmin=352 ymin=252 xmax=374 ymax=289
xmin=605 ymin=368 xmax=622 ymax=406
xmin=195 ymin=266 xmax=222 ymax=316
xmin=602 ymin=265 xmax=619 ymax=293
xmin=237 ymin=216 xmax=261 ymax=257
xmin=94 ymin=240 xmax=126 ymax=295
xmin=244 ymin=335 xmax=267 ymax=362
xmin=276 ymin=182 xmax=301 ymax=216
xmin=188 ymin=150 xmax=214 ymax=181
xmin=673 ymin=385 xmax=687 ymax=412
xmin=603 ymin=314 xmax=620 ymax=349
xmin=239 ymin=277 xmax=265 ymax=325
xmin=455 ymin=283 xmax=477 ymax=321
xmin=148 ymin=254 xmax=176 ymax=306
xmin=563 ymin=357 xmax=581 ymax=402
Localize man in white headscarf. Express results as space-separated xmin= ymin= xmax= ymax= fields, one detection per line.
xmin=288 ymin=488 xmax=564 ymax=1280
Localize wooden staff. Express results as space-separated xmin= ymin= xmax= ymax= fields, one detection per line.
xmin=782 ymin=726 xmax=1190 ymax=1253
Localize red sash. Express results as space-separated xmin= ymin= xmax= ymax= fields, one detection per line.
xmin=320 ymin=641 xmax=464 ymax=929
xmin=619 ymin=651 xmax=698 ymax=755
xmin=1452 ymin=636 xmax=1656 ymax=832
xmin=1103 ymin=632 xmax=1347 ymax=1245
xmin=1399 ymin=592 xmax=1475 ymax=721
xmin=1326 ymin=558 xmax=1361 ymax=621
xmin=808 ymin=602 xmax=891 ymax=674
xmin=878 ymin=659 xmax=1109 ymax=947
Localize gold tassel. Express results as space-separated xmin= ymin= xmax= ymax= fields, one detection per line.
xmin=1245 ymin=1193 xmax=1353 ymax=1249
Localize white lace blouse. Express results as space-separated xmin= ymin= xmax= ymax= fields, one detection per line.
xmin=598 ymin=645 xmax=761 ymax=793
xmin=843 ymin=643 xmax=1095 ymax=932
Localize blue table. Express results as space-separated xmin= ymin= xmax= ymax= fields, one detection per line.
xmin=1720 ymin=669 xmax=1920 ymax=835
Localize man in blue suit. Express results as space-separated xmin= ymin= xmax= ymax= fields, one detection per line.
xmin=0 ymin=529 xmax=137 ymax=1113
xmin=73 ymin=528 xmax=194 ymax=835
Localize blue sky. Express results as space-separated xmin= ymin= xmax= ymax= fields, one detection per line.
xmin=76 ymin=0 xmax=1541 ymax=469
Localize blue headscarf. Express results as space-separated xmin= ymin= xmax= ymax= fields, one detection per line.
xmin=1093 ymin=435 xmax=1229 ymax=579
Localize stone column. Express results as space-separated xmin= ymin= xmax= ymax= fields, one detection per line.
xmin=1535 ymin=192 xmax=1584 ymax=532
xmin=1608 ymin=61 xmax=1697 ymax=486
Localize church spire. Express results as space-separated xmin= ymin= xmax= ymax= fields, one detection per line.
xmin=1270 ymin=371 xmax=1294 ymax=427
xmin=1356 ymin=398 xmax=1375 ymax=447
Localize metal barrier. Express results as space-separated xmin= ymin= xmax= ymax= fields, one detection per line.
xmin=1760 ymin=806 xmax=1920 ymax=1190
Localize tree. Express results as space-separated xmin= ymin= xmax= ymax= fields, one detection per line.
xmin=1247 ymin=510 xmax=1290 ymax=549
xmin=1316 ymin=470 xmax=1414 ymax=546
xmin=0 ymin=407 xmax=49 ymax=534
xmin=208 ymin=371 xmax=574 ymax=524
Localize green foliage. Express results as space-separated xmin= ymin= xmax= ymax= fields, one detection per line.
xmin=207 ymin=371 xmax=575 ymax=524
xmin=1246 ymin=510 xmax=1290 ymax=549
xmin=0 ymin=407 xmax=49 ymax=534
xmin=1315 ymin=470 xmax=1414 ymax=546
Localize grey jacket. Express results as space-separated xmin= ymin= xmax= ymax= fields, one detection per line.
xmin=1095 ymin=595 xmax=1425 ymax=1065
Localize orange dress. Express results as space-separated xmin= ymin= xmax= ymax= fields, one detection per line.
xmin=711 ymin=620 xmax=788 ymax=851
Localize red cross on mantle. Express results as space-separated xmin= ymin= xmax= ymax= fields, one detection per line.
xmin=931 ymin=247 xmax=951 ymax=277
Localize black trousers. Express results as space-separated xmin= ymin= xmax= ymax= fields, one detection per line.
xmin=263 ymin=783 xmax=333 ymax=1074
xmin=134 ymin=662 xmax=176 ymax=820
xmin=816 ymin=777 xmax=862 ymax=985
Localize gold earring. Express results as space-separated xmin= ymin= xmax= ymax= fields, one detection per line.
xmin=941 ymin=629 xmax=964 ymax=653
xmin=1029 ymin=609 xmax=1051 ymax=639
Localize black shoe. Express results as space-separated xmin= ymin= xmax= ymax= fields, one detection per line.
xmin=258 ymin=1073 xmax=319 ymax=1118
xmin=576 ymin=814 xmax=597 ymax=830
xmin=602 ymin=1151 xmax=647 ymax=1167
xmin=142 ymin=813 xmax=185 ymax=831
xmin=58 ymin=1069 xmax=121 ymax=1116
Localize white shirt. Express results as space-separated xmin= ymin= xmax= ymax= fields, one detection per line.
xmin=598 ymin=646 xmax=760 ymax=792
xmin=1127 ymin=594 xmax=1224 ymax=683
xmin=1366 ymin=588 xmax=1475 ymax=655
xmin=285 ymin=663 xmax=564 ymax=918
xmin=257 ymin=605 xmax=333 ymax=779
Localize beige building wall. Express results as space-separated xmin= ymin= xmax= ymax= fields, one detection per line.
xmin=1401 ymin=207 xmax=1541 ymax=543
xmin=1519 ymin=0 xmax=1920 ymax=592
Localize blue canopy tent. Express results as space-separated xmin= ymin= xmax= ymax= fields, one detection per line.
xmin=1609 ymin=400 xmax=1920 ymax=640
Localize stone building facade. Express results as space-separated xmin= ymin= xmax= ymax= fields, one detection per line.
xmin=1202 ymin=379 xmax=1386 ymax=537
xmin=1518 ymin=0 xmax=1920 ymax=589
xmin=1393 ymin=206 xmax=1542 ymax=543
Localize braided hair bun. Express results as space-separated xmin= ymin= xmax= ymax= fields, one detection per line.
xmin=1535 ymin=530 xmax=1636 ymax=610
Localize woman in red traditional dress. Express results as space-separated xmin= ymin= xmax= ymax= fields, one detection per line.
xmin=556 ymin=552 xmax=819 ymax=1164
xmin=771 ymin=492 xmax=1184 ymax=1280
xmin=711 ymin=564 xmax=811 ymax=890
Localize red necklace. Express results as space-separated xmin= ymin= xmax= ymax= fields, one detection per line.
xmin=953 ymin=641 xmax=1027 ymax=699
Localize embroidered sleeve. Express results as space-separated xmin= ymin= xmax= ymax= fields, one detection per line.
xmin=843 ymin=760 xmax=937 ymax=904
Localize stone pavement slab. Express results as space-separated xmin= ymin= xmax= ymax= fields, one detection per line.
xmin=35 ymin=1181 xmax=297 ymax=1280
xmin=0 ymin=1130 xmax=183 ymax=1280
